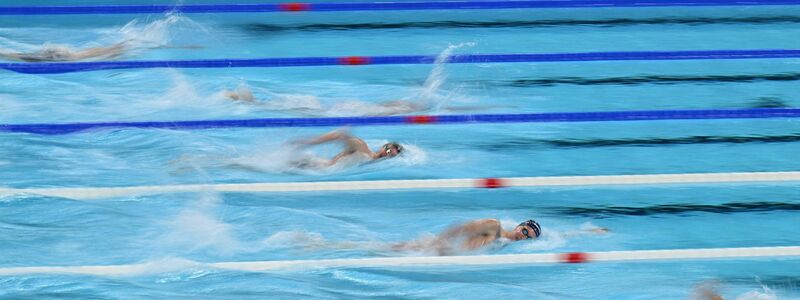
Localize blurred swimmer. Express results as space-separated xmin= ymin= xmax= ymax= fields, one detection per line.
xmin=0 ymin=40 xmax=202 ymax=62
xmin=293 ymin=129 xmax=403 ymax=167
xmin=391 ymin=219 xmax=542 ymax=255
xmin=0 ymin=42 xmax=128 ymax=62
xmin=225 ymin=85 xmax=427 ymax=116
xmin=223 ymin=85 xmax=513 ymax=116
xmin=307 ymin=219 xmax=608 ymax=256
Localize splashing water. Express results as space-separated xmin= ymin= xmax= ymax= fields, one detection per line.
xmin=115 ymin=13 xmax=209 ymax=52
xmin=416 ymin=42 xmax=476 ymax=109
xmin=736 ymin=280 xmax=778 ymax=300
xmin=219 ymin=43 xmax=476 ymax=117
xmin=159 ymin=193 xmax=245 ymax=255
xmin=0 ymin=36 xmax=38 ymax=52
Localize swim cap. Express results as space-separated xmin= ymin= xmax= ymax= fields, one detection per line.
xmin=386 ymin=142 xmax=402 ymax=153
xmin=520 ymin=219 xmax=541 ymax=238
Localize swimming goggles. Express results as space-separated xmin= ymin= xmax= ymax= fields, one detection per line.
xmin=384 ymin=145 xmax=399 ymax=155
xmin=519 ymin=220 xmax=541 ymax=239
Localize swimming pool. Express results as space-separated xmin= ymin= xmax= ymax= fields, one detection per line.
xmin=2 ymin=1 xmax=800 ymax=298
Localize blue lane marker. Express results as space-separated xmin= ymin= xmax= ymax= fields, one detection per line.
xmin=2 ymin=108 xmax=799 ymax=135
xmin=3 ymin=50 xmax=800 ymax=74
xmin=1 ymin=0 xmax=800 ymax=15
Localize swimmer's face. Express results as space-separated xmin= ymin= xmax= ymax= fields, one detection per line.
xmin=512 ymin=224 xmax=539 ymax=241
xmin=378 ymin=143 xmax=401 ymax=158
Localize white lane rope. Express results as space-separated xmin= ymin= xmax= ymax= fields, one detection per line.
xmin=1 ymin=171 xmax=799 ymax=200
xmin=1 ymin=246 xmax=798 ymax=276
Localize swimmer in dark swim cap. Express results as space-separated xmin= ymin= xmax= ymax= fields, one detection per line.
xmin=391 ymin=218 xmax=544 ymax=255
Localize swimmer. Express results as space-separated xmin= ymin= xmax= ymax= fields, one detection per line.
xmin=222 ymin=85 xmax=514 ymax=116
xmin=392 ymin=219 xmax=542 ymax=255
xmin=293 ymin=129 xmax=403 ymax=167
xmin=224 ymin=85 xmax=426 ymax=116
xmin=0 ymin=42 xmax=128 ymax=62
xmin=0 ymin=40 xmax=202 ymax=62
xmin=308 ymin=218 xmax=607 ymax=256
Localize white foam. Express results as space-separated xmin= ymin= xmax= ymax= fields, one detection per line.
xmin=0 ymin=36 xmax=38 ymax=52
xmin=158 ymin=193 xmax=244 ymax=255
xmin=736 ymin=288 xmax=777 ymax=300
xmin=415 ymin=42 xmax=476 ymax=111
xmin=259 ymin=230 xmax=327 ymax=250
xmin=114 ymin=13 xmax=209 ymax=53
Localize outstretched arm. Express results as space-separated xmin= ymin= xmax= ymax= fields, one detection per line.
xmin=72 ymin=42 xmax=127 ymax=60
xmin=562 ymin=227 xmax=609 ymax=238
xmin=300 ymin=129 xmax=352 ymax=146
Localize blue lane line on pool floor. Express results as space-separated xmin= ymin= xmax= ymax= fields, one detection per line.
xmin=2 ymin=0 xmax=800 ymax=15
xmin=3 ymin=50 xmax=800 ymax=74
xmin=2 ymin=108 xmax=799 ymax=135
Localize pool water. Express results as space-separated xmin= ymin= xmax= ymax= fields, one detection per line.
xmin=1 ymin=2 xmax=800 ymax=299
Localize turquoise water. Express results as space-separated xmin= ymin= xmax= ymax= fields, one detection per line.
xmin=2 ymin=3 xmax=800 ymax=299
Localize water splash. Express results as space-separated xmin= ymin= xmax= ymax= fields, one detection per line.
xmin=416 ymin=42 xmax=476 ymax=110
xmin=0 ymin=36 xmax=38 ymax=52
xmin=159 ymin=193 xmax=244 ymax=255
xmin=115 ymin=13 xmax=209 ymax=52
xmin=736 ymin=280 xmax=777 ymax=300
xmin=219 ymin=43 xmax=477 ymax=117
xmin=222 ymin=144 xmax=330 ymax=175
xmin=258 ymin=230 xmax=328 ymax=250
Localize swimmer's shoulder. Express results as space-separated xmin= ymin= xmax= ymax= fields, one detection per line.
xmin=460 ymin=219 xmax=502 ymax=234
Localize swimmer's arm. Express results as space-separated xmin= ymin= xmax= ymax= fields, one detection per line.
xmin=300 ymin=129 xmax=351 ymax=146
xmin=72 ymin=42 xmax=128 ymax=60
xmin=372 ymin=100 xmax=424 ymax=116
xmin=562 ymin=227 xmax=609 ymax=238
xmin=0 ymin=50 xmax=23 ymax=61
xmin=438 ymin=219 xmax=501 ymax=248
xmin=461 ymin=219 xmax=502 ymax=249
xmin=299 ymin=129 xmax=367 ymax=152
xmin=152 ymin=44 xmax=205 ymax=50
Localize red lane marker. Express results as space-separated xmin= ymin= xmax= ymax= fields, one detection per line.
xmin=561 ymin=252 xmax=590 ymax=263
xmin=278 ymin=3 xmax=310 ymax=11
xmin=338 ymin=56 xmax=371 ymax=65
xmin=406 ymin=115 xmax=437 ymax=124
xmin=478 ymin=178 xmax=505 ymax=188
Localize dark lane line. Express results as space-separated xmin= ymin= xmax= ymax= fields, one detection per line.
xmin=244 ymin=16 xmax=800 ymax=32
xmin=476 ymin=134 xmax=800 ymax=151
xmin=552 ymin=202 xmax=800 ymax=218
xmin=506 ymin=74 xmax=800 ymax=87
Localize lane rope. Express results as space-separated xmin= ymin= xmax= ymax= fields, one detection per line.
xmin=2 ymin=0 xmax=800 ymax=15
xmin=3 ymin=49 xmax=800 ymax=74
xmin=3 ymin=171 xmax=799 ymax=200
xmin=1 ymin=246 xmax=798 ymax=276
xmin=2 ymin=108 xmax=799 ymax=135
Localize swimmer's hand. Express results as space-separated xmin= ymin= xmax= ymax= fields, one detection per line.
xmin=562 ymin=227 xmax=610 ymax=238
xmin=293 ymin=128 xmax=352 ymax=147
